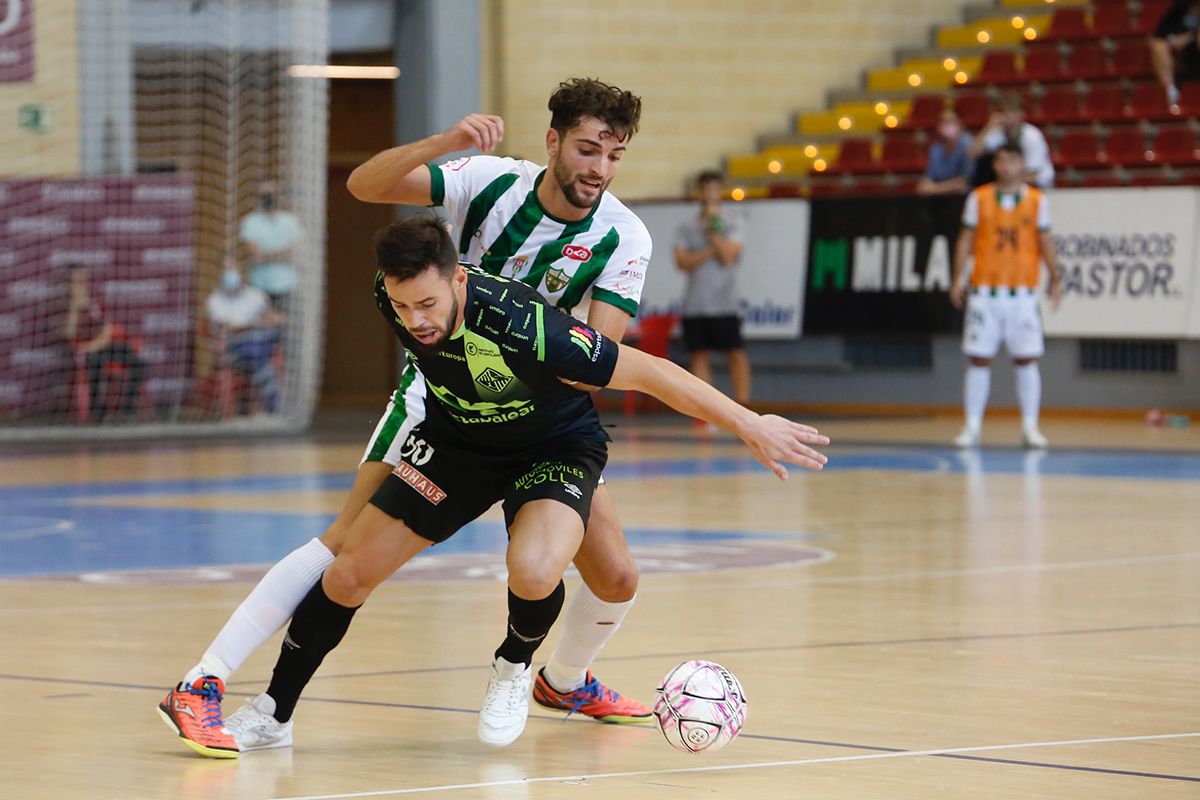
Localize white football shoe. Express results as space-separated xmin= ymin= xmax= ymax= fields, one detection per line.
xmin=1022 ymin=426 xmax=1049 ymax=450
xmin=953 ymin=426 xmax=980 ymax=448
xmin=224 ymin=693 xmax=294 ymax=752
xmin=478 ymin=657 xmax=532 ymax=747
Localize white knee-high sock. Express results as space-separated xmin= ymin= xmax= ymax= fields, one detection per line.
xmin=1015 ymin=362 xmax=1042 ymax=430
xmin=184 ymin=538 xmax=334 ymax=684
xmin=964 ymin=365 xmax=991 ymax=431
xmin=542 ymin=584 xmax=634 ymax=693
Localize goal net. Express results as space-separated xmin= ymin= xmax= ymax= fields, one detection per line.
xmin=0 ymin=0 xmax=328 ymax=440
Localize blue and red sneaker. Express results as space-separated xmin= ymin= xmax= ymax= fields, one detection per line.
xmin=157 ymin=676 xmax=239 ymax=758
xmin=533 ymin=669 xmax=653 ymax=724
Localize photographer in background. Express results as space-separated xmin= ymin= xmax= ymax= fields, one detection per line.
xmin=672 ymin=171 xmax=751 ymax=404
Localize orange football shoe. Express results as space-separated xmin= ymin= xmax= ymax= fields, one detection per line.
xmin=533 ymin=669 xmax=653 ymax=724
xmin=157 ymin=676 xmax=239 ymax=758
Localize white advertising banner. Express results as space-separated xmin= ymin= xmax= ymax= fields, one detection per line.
xmin=629 ymin=199 xmax=808 ymax=339
xmin=1044 ymin=187 xmax=1199 ymax=338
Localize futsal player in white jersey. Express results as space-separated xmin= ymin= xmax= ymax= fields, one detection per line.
xmin=160 ymin=78 xmax=658 ymax=757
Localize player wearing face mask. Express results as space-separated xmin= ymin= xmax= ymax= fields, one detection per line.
xmin=916 ymin=109 xmax=975 ymax=196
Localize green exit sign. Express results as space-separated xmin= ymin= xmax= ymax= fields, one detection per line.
xmin=18 ymin=104 xmax=52 ymax=133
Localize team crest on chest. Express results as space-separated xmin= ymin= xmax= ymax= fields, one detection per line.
xmin=545 ymin=266 xmax=570 ymax=293
xmin=511 ymin=255 xmax=529 ymax=277
xmin=475 ymin=366 xmax=513 ymax=393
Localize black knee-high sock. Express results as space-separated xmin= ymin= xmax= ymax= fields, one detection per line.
xmin=265 ymin=579 xmax=359 ymax=723
xmin=494 ymin=580 xmax=565 ymax=667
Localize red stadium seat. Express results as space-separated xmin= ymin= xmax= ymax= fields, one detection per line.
xmin=1134 ymin=1 xmax=1172 ymax=36
xmin=1065 ymin=42 xmax=1109 ymax=81
xmin=827 ymin=138 xmax=876 ymax=175
xmin=1023 ymin=45 xmax=1065 ymax=83
xmin=1043 ymin=7 xmax=1091 ymax=42
xmin=1104 ymin=127 xmax=1151 ymax=166
xmin=954 ymin=93 xmax=991 ymax=128
xmin=1091 ymin=2 xmax=1136 ymax=38
xmin=977 ymin=51 xmax=1020 ymax=85
xmin=1126 ymin=81 xmax=1180 ymax=121
xmin=1109 ymin=40 xmax=1155 ymax=79
xmin=1149 ymin=127 xmax=1200 ymax=164
xmin=879 ymin=136 xmax=926 ymax=173
xmin=1055 ymin=130 xmax=1105 ymax=168
xmin=1030 ymin=86 xmax=1085 ymax=125
xmin=1084 ymin=83 xmax=1127 ymax=121
xmin=902 ymin=94 xmax=946 ymax=130
xmin=1178 ymin=83 xmax=1200 ymax=117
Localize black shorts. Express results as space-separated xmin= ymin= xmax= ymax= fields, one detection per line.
xmin=682 ymin=314 xmax=744 ymax=352
xmin=368 ymin=426 xmax=608 ymax=544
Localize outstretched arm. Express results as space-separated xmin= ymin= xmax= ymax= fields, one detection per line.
xmin=346 ymin=114 xmax=505 ymax=205
xmin=606 ymin=344 xmax=828 ymax=479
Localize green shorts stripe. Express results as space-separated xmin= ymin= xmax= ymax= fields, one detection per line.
xmin=366 ymin=366 xmax=419 ymax=462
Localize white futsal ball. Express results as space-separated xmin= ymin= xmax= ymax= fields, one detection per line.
xmin=653 ymin=660 xmax=747 ymax=754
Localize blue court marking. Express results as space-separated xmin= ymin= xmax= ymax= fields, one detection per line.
xmin=0 ymin=505 xmax=806 ymax=577
xmin=2 ymin=445 xmax=1197 ymax=577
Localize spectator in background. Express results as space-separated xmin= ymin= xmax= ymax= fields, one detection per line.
xmin=206 ymin=256 xmax=283 ymax=413
xmin=239 ymin=180 xmax=302 ymax=313
xmin=916 ymin=109 xmax=974 ymax=195
xmin=1150 ymin=0 xmax=1200 ymax=105
xmin=968 ymin=93 xmax=1054 ymax=189
xmin=62 ymin=264 xmax=146 ymax=422
xmin=672 ymin=171 xmax=751 ymax=404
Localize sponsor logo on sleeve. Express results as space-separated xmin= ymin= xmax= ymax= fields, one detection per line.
xmin=568 ymin=325 xmax=603 ymax=361
xmin=445 ymin=157 xmax=472 ymax=172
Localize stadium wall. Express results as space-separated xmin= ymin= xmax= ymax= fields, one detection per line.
xmin=0 ymin=0 xmax=80 ymax=176
xmin=629 ymin=193 xmax=1200 ymax=415
xmin=480 ymin=0 xmax=967 ymax=200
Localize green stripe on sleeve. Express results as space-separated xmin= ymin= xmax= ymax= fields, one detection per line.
xmin=534 ymin=303 xmax=546 ymax=361
xmin=590 ymin=287 xmax=639 ymax=317
xmin=426 ymin=164 xmax=445 ymax=207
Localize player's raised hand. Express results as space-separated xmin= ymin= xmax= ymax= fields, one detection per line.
xmin=737 ymin=414 xmax=829 ymax=480
xmin=441 ymin=114 xmax=505 ymax=154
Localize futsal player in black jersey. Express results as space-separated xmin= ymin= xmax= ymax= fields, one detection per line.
xmin=246 ymin=216 xmax=829 ymax=748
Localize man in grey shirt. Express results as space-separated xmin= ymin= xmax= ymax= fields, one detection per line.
xmin=672 ymin=171 xmax=750 ymax=403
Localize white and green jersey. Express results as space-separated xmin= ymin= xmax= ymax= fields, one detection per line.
xmin=427 ymin=156 xmax=652 ymax=320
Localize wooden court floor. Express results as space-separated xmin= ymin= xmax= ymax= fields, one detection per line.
xmin=0 ymin=416 xmax=1197 ymax=799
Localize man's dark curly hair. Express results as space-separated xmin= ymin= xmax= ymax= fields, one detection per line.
xmin=548 ymin=77 xmax=642 ymax=142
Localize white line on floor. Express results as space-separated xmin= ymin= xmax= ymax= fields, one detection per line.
xmin=268 ymin=732 xmax=1200 ymax=800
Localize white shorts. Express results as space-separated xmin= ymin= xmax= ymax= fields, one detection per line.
xmin=359 ymin=363 xmax=428 ymax=466
xmin=962 ymin=289 xmax=1044 ymax=360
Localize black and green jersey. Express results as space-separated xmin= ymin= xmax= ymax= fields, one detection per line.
xmin=374 ymin=269 xmax=619 ymax=454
